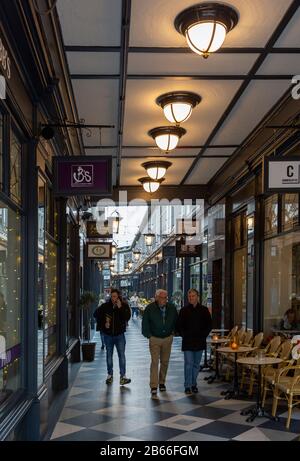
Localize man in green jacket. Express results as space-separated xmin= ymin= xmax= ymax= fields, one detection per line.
xmin=142 ymin=289 xmax=178 ymax=396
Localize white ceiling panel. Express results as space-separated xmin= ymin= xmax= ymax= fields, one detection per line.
xmin=275 ymin=7 xmax=300 ymax=47
xmin=123 ymin=79 xmax=242 ymax=146
xmin=67 ymin=52 xmax=120 ymax=74
xmin=121 ymin=147 xmax=199 ymax=157
xmin=57 ymin=0 xmax=122 ymax=46
xmin=129 ymin=0 xmax=293 ymax=47
xmin=185 ymin=158 xmax=228 ymax=185
xmin=72 ymin=79 xmax=119 ymax=145
xmin=84 ymin=148 xmax=117 ymax=157
xmin=257 ymin=54 xmax=300 ymax=75
xmin=128 ymin=52 xmax=259 ymax=75
xmin=120 ymin=157 xmax=195 ymax=185
xmin=203 ymin=147 xmax=236 ymax=157
xmin=211 ymin=80 xmax=290 ymax=146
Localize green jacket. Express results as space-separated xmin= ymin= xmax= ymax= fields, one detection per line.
xmin=142 ymin=301 xmax=178 ymax=339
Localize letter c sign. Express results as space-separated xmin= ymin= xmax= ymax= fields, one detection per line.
xmin=287 ymin=165 xmax=294 ymax=177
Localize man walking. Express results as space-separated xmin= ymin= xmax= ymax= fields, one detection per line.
xmin=95 ymin=288 xmax=131 ymax=385
xmin=142 ymin=289 xmax=178 ymax=396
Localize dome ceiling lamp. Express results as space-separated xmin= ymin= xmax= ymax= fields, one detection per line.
xmin=156 ymin=91 xmax=201 ymax=125
xmin=174 ymin=2 xmax=239 ymax=59
xmin=138 ymin=177 xmax=165 ymax=194
xmin=148 ymin=126 xmax=186 ymax=152
xmin=142 ymin=160 xmax=172 ymax=181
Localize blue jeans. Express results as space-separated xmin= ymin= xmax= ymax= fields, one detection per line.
xmin=131 ymin=307 xmax=139 ymax=318
xmin=184 ymin=350 xmax=203 ymax=388
xmin=104 ymin=333 xmax=126 ymax=377
xmin=100 ymin=331 xmax=105 ymax=347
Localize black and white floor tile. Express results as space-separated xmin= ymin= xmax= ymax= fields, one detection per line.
xmin=50 ymin=319 xmax=300 ymax=441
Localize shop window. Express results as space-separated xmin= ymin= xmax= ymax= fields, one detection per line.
xmin=264 ymin=195 xmax=278 ymax=237
xmin=0 ymin=113 xmax=3 ymax=188
xmin=44 ymin=238 xmax=57 ymax=363
xmin=0 ymin=202 xmax=22 ymax=405
xmin=264 ymin=232 xmax=300 ymax=336
xmin=10 ymin=131 xmax=22 ymax=205
xmin=190 ymin=263 xmax=200 ymax=293
xmin=282 ymin=193 xmax=299 ymax=232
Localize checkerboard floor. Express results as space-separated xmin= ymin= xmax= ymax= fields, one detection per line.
xmin=49 ymin=319 xmax=300 ymax=441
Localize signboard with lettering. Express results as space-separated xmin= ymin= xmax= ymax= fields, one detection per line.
xmin=175 ymin=240 xmax=201 ymax=257
xmin=87 ymin=242 xmax=112 ymax=260
xmin=53 ymin=156 xmax=112 ymax=196
xmin=86 ymin=221 xmax=112 ymax=239
xmin=162 ymin=246 xmax=176 ymax=258
xmin=265 ymin=157 xmax=300 ymax=193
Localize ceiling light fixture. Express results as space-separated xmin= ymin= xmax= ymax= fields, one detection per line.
xmin=175 ymin=3 xmax=239 ymax=58
xmin=142 ymin=160 xmax=172 ymax=180
xmin=138 ymin=177 xmax=165 ymax=194
xmin=148 ymin=126 xmax=186 ymax=152
xmin=133 ymin=248 xmax=141 ymax=262
xmin=156 ymin=91 xmax=201 ymax=125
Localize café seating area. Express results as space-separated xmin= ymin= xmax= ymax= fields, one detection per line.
xmin=209 ymin=327 xmax=300 ymax=429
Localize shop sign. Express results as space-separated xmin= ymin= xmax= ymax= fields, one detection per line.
xmin=265 ymin=157 xmax=300 ymax=192
xmin=162 ymin=246 xmax=176 ymax=258
xmin=87 ymin=242 xmax=112 ymax=260
xmin=86 ymin=220 xmax=112 ymax=239
xmin=0 ymin=37 xmax=11 ymax=80
xmin=53 ymin=156 xmax=112 ymax=196
xmin=175 ymin=240 xmax=201 ymax=257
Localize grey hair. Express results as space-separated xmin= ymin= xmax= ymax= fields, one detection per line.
xmin=155 ymin=289 xmax=168 ymax=297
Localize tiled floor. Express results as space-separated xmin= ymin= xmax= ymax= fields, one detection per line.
xmin=50 ymin=319 xmax=300 ymax=441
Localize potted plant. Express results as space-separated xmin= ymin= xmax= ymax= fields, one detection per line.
xmin=80 ymin=290 xmax=97 ymax=361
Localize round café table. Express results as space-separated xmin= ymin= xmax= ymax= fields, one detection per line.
xmin=205 ymin=338 xmax=229 ymax=383
xmin=218 ymin=346 xmax=256 ymax=399
xmin=237 ymin=356 xmax=282 ymax=422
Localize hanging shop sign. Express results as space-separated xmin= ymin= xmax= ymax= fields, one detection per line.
xmin=265 ymin=157 xmax=300 ymax=193
xmin=175 ymin=240 xmax=201 ymax=257
xmin=86 ymin=220 xmax=112 ymax=239
xmin=53 ymin=156 xmax=112 ymax=196
xmin=87 ymin=242 xmax=112 ymax=260
xmin=0 ymin=36 xmax=11 ymax=80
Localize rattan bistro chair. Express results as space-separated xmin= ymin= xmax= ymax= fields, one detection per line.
xmin=247 ymin=335 xmax=282 ymax=396
xmin=271 ymin=358 xmax=300 ymax=429
xmin=261 ymin=340 xmax=293 ymax=407
xmin=240 ymin=332 xmax=264 ymax=390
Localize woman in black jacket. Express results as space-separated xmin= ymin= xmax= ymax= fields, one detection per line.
xmin=176 ymin=288 xmax=212 ymax=394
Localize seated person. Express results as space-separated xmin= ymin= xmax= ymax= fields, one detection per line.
xmin=280 ymin=308 xmax=298 ymax=330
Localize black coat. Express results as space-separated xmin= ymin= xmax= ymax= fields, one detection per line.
xmin=176 ymin=303 xmax=212 ymax=351
xmin=93 ymin=300 xmax=131 ymax=336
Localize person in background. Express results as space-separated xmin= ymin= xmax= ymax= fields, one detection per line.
xmin=142 ymin=289 xmax=178 ymax=396
xmin=176 ymin=288 xmax=212 ymax=395
xmin=280 ymin=308 xmax=298 ymax=330
xmin=93 ymin=296 xmax=105 ymax=350
xmin=95 ymin=288 xmax=131 ymax=386
xmin=130 ymin=292 xmax=140 ymax=319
